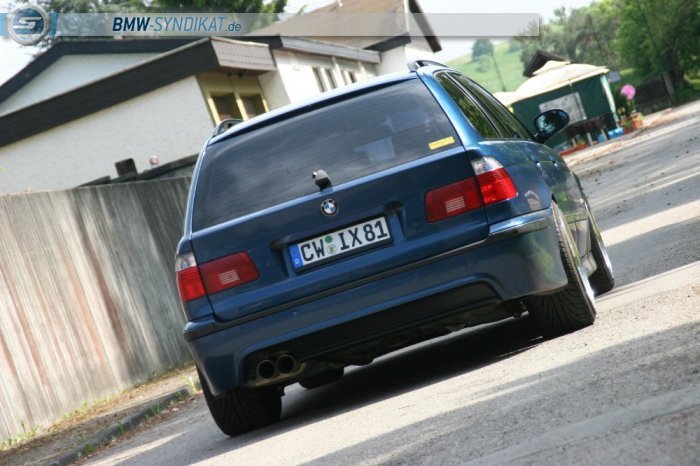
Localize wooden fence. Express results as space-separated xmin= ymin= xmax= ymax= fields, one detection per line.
xmin=0 ymin=179 xmax=192 ymax=441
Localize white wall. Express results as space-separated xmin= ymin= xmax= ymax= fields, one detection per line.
xmin=0 ymin=53 xmax=158 ymax=116
xmin=275 ymin=50 xmax=331 ymax=104
xmin=0 ymin=76 xmax=213 ymax=195
xmin=376 ymin=47 xmax=408 ymax=76
xmin=375 ymin=40 xmax=437 ymax=76
xmin=258 ymin=54 xmax=293 ymax=109
xmin=268 ymin=50 xmax=378 ymax=106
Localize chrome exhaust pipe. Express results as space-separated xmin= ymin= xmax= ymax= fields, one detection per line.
xmin=256 ymin=359 xmax=277 ymax=379
xmin=276 ymin=354 xmax=298 ymax=374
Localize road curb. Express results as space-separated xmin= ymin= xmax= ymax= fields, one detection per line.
xmin=47 ymin=387 xmax=194 ymax=466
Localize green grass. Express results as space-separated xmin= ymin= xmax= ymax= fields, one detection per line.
xmin=0 ymin=422 xmax=39 ymax=451
xmin=447 ymin=42 xmax=528 ymax=93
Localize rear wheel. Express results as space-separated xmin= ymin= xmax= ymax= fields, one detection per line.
xmin=199 ymin=369 xmax=281 ymax=437
xmin=526 ymin=203 xmax=597 ymax=338
xmin=586 ymin=201 xmax=615 ymax=295
xmin=299 ymin=367 xmax=344 ymax=389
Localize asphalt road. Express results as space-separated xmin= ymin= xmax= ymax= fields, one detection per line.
xmin=85 ymin=101 xmax=700 ymax=466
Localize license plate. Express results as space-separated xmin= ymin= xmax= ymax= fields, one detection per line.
xmin=289 ymin=217 xmax=392 ymax=270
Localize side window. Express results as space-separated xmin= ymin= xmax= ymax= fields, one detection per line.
xmin=435 ymin=73 xmax=500 ymax=139
xmin=451 ymin=73 xmax=532 ymax=140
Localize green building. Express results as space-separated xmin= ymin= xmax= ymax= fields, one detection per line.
xmin=496 ymin=61 xmax=618 ymax=149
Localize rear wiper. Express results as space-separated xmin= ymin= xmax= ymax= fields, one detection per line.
xmin=312 ymin=169 xmax=332 ymax=190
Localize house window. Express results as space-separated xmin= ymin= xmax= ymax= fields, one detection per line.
xmin=240 ymin=95 xmax=266 ymax=119
xmin=324 ymin=68 xmax=337 ymax=89
xmin=313 ymin=67 xmax=326 ymax=92
xmin=342 ymin=70 xmax=357 ymax=84
xmin=212 ymin=93 xmax=241 ymax=121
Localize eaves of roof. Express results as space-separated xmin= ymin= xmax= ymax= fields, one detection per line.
xmin=248 ymin=35 xmax=381 ymax=63
xmin=0 ymin=39 xmax=197 ymax=105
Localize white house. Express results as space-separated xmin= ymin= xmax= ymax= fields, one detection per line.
xmin=0 ymin=0 xmax=440 ymax=195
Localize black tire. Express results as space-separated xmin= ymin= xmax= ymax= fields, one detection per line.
xmin=585 ymin=201 xmax=615 ymax=296
xmin=199 ymin=369 xmax=281 ymax=437
xmin=299 ymin=367 xmax=344 ymax=389
xmin=526 ymin=203 xmax=597 ymax=338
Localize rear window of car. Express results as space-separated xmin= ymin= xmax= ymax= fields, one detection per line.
xmin=192 ymin=78 xmax=459 ymax=230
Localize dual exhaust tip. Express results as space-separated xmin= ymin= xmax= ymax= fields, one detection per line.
xmin=257 ymin=354 xmax=298 ymax=380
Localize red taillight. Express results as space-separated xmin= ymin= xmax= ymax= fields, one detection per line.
xmin=471 ymin=156 xmax=518 ymax=205
xmin=424 ymin=157 xmax=517 ymax=222
xmin=199 ymin=252 xmax=259 ymax=295
xmin=175 ymin=251 xmax=259 ymax=303
xmin=425 ymin=178 xmax=483 ymax=222
xmin=176 ymin=252 xmax=205 ymax=302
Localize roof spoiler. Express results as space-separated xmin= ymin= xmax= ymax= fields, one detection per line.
xmin=407 ymin=59 xmax=448 ymax=71
xmin=213 ymin=118 xmax=243 ymax=137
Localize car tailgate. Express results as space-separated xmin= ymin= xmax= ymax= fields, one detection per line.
xmin=190 ymin=147 xmax=489 ymax=322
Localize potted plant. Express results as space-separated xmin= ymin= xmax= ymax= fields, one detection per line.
xmin=619 ymin=84 xmax=643 ymax=132
xmin=631 ymin=111 xmax=644 ymax=130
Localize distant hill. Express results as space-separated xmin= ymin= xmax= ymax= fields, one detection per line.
xmin=447 ymin=41 xmax=528 ymax=93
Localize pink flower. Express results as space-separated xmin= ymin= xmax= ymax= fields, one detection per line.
xmin=620 ymin=84 xmax=636 ymax=100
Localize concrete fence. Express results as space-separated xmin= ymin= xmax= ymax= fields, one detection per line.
xmin=0 ymin=179 xmax=192 ymax=441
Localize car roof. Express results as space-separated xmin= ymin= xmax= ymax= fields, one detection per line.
xmin=207 ymin=68 xmax=445 ymax=147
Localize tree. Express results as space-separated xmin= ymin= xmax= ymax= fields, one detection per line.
xmin=27 ymin=0 xmax=285 ymax=13
xmin=516 ymin=20 xmax=564 ymax=69
xmin=27 ymin=0 xmax=146 ymax=14
xmin=151 ymin=0 xmax=286 ymax=13
xmin=585 ymin=0 xmax=622 ymax=68
xmin=471 ymin=38 xmax=493 ymax=61
xmin=615 ymin=0 xmax=699 ymax=86
xmin=471 ymin=38 xmax=506 ymax=91
xmin=516 ymin=0 xmax=698 ymax=87
xmin=516 ymin=3 xmax=622 ymax=70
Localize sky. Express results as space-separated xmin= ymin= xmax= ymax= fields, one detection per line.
xmin=0 ymin=0 xmax=596 ymax=85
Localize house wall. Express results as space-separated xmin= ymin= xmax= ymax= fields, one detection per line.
xmin=275 ymin=50 xmax=332 ymax=103
xmin=0 ymin=76 xmax=212 ymax=196
xmin=266 ymin=50 xmax=378 ymax=106
xmin=259 ymin=51 xmax=299 ymax=109
xmin=0 ymin=53 xmax=158 ymax=116
xmin=376 ymin=47 xmax=408 ymax=76
xmin=375 ymin=39 xmax=436 ymax=76
xmin=407 ymin=35 xmax=434 ymax=54
xmin=0 ymin=179 xmax=191 ymax=442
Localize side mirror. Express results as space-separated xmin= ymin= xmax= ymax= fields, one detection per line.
xmin=533 ymin=109 xmax=569 ymax=143
xmin=213 ymin=118 xmax=243 ymax=137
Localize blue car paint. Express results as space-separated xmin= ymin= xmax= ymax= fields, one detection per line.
xmin=187 ymin=210 xmax=566 ymax=395
xmin=177 ymin=66 xmax=591 ymax=396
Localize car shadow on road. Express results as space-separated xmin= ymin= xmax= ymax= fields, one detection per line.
xmin=283 ymin=313 xmax=543 ymax=420
xmin=307 ymin=322 xmax=700 ymax=466
xmin=102 ymin=314 xmax=545 ymax=464
xmin=300 ymin=321 xmax=700 ymax=465
xmin=104 ymin=316 xmax=700 ymax=465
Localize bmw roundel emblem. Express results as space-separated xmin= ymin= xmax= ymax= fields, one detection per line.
xmin=320 ymin=199 xmax=338 ymax=217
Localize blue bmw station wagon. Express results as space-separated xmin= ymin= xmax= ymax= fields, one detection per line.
xmin=176 ymin=61 xmax=614 ymax=436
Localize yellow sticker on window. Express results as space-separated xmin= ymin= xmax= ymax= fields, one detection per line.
xmin=428 ymin=136 xmax=456 ymax=150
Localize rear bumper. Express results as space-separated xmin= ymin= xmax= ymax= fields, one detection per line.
xmin=186 ymin=208 xmax=565 ymax=395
